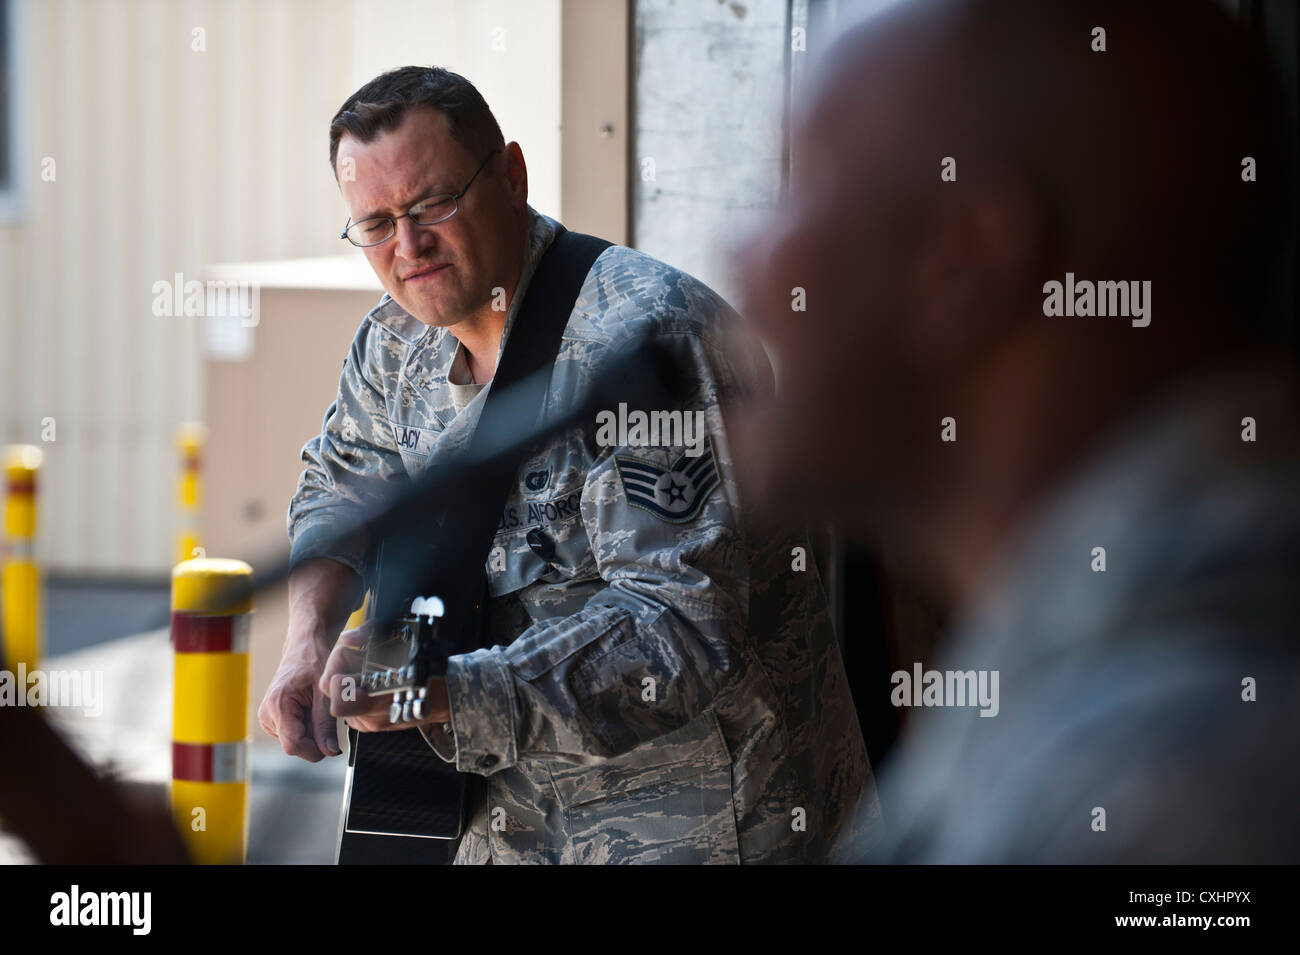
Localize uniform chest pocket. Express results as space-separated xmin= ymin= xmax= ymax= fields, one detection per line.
xmin=549 ymin=710 xmax=741 ymax=864
xmin=487 ymin=483 xmax=597 ymax=597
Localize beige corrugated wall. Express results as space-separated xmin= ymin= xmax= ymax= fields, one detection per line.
xmin=0 ymin=0 xmax=560 ymax=575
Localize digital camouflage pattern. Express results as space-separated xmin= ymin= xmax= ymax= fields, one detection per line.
xmin=288 ymin=206 xmax=880 ymax=863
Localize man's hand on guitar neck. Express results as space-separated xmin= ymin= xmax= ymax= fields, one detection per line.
xmin=317 ymin=627 xmax=452 ymax=731
xmin=258 ymin=557 xmax=364 ymax=761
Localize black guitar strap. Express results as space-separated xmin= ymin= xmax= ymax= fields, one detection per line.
xmin=435 ymin=225 xmax=612 ymax=654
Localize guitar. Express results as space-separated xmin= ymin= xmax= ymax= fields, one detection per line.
xmin=335 ymin=536 xmax=486 ymax=864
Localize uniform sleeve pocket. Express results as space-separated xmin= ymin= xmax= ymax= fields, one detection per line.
xmin=551 ymin=710 xmax=740 ymax=864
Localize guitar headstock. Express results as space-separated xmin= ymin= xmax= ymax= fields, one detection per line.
xmin=359 ymin=595 xmax=446 ymax=724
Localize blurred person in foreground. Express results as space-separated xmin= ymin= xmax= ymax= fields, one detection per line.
xmin=730 ymin=0 xmax=1299 ymax=862
xmin=0 ymin=702 xmax=188 ymax=863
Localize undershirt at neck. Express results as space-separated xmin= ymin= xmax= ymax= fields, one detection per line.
xmin=448 ymin=341 xmax=487 ymax=415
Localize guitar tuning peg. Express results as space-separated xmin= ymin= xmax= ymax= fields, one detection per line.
xmin=410 ymin=596 xmax=445 ymax=620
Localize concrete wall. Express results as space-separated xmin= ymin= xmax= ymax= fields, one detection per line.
xmin=631 ymin=0 xmax=790 ymax=310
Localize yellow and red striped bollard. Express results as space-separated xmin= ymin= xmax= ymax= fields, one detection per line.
xmin=170 ymin=558 xmax=252 ymax=864
xmin=176 ymin=423 xmax=204 ymax=564
xmin=2 ymin=445 xmax=44 ymax=673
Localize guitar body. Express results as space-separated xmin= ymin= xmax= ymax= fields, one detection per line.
xmin=336 ymin=726 xmax=465 ymax=864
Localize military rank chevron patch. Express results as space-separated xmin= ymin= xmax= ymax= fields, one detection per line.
xmin=614 ymin=436 xmax=720 ymax=523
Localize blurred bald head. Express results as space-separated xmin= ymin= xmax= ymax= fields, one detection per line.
xmin=807 ymin=0 xmax=1287 ymax=307
xmin=732 ymin=0 xmax=1292 ymax=595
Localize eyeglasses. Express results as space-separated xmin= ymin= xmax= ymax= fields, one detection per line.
xmin=339 ymin=149 xmax=500 ymax=248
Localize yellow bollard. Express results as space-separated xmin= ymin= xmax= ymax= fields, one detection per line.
xmin=176 ymin=423 xmax=204 ymax=565
xmin=170 ymin=558 xmax=252 ymax=864
xmin=2 ymin=445 xmax=44 ymax=673
xmin=344 ymin=591 xmax=369 ymax=632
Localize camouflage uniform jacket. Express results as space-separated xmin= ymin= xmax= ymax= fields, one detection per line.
xmin=288 ymin=205 xmax=879 ymax=863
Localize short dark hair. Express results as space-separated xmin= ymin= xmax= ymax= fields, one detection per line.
xmin=328 ymin=66 xmax=505 ymax=177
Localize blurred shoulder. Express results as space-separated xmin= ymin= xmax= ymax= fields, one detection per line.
xmin=568 ymin=243 xmax=741 ymax=348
